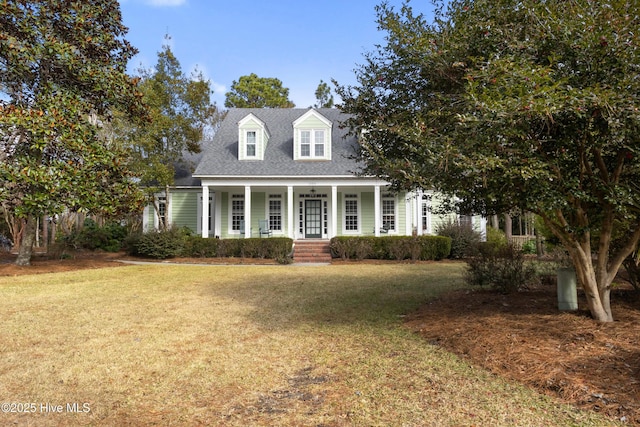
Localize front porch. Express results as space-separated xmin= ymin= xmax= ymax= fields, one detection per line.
xmin=198 ymin=179 xmax=415 ymax=240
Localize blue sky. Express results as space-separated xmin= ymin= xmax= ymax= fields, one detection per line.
xmin=117 ymin=0 xmax=435 ymax=108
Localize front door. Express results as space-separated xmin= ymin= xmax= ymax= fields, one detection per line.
xmin=305 ymin=199 xmax=322 ymax=238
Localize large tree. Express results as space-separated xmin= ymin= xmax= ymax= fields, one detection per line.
xmin=114 ymin=39 xmax=222 ymax=229
xmin=224 ymin=73 xmax=295 ymax=108
xmin=0 ymin=0 xmax=147 ymax=265
xmin=337 ymin=0 xmax=640 ymax=322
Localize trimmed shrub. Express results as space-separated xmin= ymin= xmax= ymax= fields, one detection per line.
xmin=329 ymin=235 xmax=451 ymax=261
xmin=435 ymin=218 xmax=482 ymax=259
xmin=133 ymin=227 xmax=186 ymax=259
xmin=419 ymin=235 xmax=451 ymax=261
xmin=183 ymin=236 xmax=219 ymax=257
xmin=466 ymin=245 xmax=539 ymax=293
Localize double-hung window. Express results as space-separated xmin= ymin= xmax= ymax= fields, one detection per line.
xmin=246 ymin=131 xmax=256 ymax=157
xmin=300 ymin=130 xmax=325 ymax=159
xmin=231 ymin=195 xmax=244 ymax=232
xmin=381 ymin=194 xmax=396 ymax=232
xmin=268 ymin=194 xmax=282 ymax=232
xmin=344 ymin=194 xmax=359 ymax=232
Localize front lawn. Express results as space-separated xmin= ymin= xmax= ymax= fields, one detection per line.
xmin=0 ymin=263 xmax=614 ymax=426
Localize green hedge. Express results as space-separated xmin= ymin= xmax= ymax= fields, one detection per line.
xmin=183 ymin=236 xmax=293 ymax=261
xmin=329 ymin=235 xmax=451 ymax=261
xmin=127 ymin=231 xmax=294 ymax=263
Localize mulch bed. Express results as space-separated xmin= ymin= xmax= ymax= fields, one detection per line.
xmin=405 ymin=282 xmax=640 ymax=425
xmin=2 ymin=251 xmax=640 ymax=424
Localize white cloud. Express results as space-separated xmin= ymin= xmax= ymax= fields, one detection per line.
xmin=144 ymin=0 xmax=186 ymax=6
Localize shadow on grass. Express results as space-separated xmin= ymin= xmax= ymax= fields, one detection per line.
xmin=209 ymin=263 xmax=468 ymax=331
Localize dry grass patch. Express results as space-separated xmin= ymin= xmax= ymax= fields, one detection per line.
xmin=0 ymin=263 xmax=617 ymax=426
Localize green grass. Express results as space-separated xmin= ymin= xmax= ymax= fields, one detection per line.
xmin=0 ymin=263 xmax=617 ymax=426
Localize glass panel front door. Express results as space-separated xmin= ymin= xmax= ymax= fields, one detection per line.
xmin=305 ymin=199 xmax=322 ymax=238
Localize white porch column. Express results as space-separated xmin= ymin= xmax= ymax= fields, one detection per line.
xmin=214 ymin=191 xmax=222 ymax=238
xmin=244 ymin=185 xmax=251 ymax=238
xmin=287 ymin=186 xmax=294 ymax=239
xmin=331 ymin=185 xmax=338 ymax=238
xmin=374 ymin=185 xmax=381 ymax=237
xmin=201 ymin=185 xmax=209 ymax=238
xmin=405 ymin=193 xmax=412 ymax=235
xmin=166 ymin=190 xmax=173 ymax=227
xmin=416 ymin=190 xmax=423 ymax=235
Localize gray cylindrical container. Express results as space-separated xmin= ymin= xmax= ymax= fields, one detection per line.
xmin=557 ymin=267 xmax=578 ymax=311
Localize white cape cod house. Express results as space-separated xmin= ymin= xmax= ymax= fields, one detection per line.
xmin=143 ymin=108 xmax=486 ymax=240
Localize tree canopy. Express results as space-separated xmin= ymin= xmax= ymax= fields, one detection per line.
xmin=314 ymin=80 xmax=334 ymax=108
xmin=224 ymin=73 xmax=295 ymax=108
xmin=0 ymin=0 xmax=147 ymax=265
xmin=337 ymin=0 xmax=640 ymax=322
xmin=111 ymin=39 xmax=222 ymax=228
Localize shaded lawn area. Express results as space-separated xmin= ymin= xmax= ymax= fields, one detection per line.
xmin=0 ymin=261 xmax=625 ymax=426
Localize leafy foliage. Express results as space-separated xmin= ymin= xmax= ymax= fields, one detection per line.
xmin=0 ymin=0 xmax=147 ymax=265
xmin=486 ymin=226 xmax=508 ymax=248
xmin=435 ymin=218 xmax=482 ymax=259
xmin=466 ymin=245 xmax=539 ymax=293
xmin=108 ymin=38 xmax=222 ymax=229
xmin=329 ymin=236 xmax=451 ymax=261
xmin=62 ymin=218 xmax=128 ymax=252
xmin=337 ymin=0 xmax=640 ymax=321
xmin=224 ymin=73 xmax=295 ymax=108
xmin=314 ymin=80 xmax=334 ymax=108
xmin=129 ymin=227 xmax=187 ymax=259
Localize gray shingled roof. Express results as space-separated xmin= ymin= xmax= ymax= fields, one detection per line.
xmin=193 ymin=108 xmax=362 ymax=177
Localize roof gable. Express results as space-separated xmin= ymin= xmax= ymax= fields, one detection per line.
xmin=293 ymin=109 xmax=332 ymax=128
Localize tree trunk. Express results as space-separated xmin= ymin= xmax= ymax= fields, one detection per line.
xmin=42 ymin=214 xmax=49 ymax=251
xmin=490 ymin=215 xmax=499 ymax=229
xmin=504 ymin=214 xmax=512 ymax=241
xmin=574 ymin=262 xmax=613 ymax=322
xmin=15 ymin=215 xmax=37 ymax=266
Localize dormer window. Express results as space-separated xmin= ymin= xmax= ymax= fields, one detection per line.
xmin=300 ymin=130 xmax=325 ymax=158
xmin=238 ymin=114 xmax=268 ymax=160
xmin=294 ymin=110 xmax=332 ymax=161
xmin=246 ymin=131 xmax=257 ymax=157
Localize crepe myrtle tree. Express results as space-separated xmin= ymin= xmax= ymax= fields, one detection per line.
xmin=0 ymin=0 xmax=147 ymax=266
xmin=336 ymin=0 xmax=640 ymax=322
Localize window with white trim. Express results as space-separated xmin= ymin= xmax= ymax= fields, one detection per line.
xmin=293 ymin=110 xmax=332 ymax=161
xmin=268 ymin=194 xmax=282 ymax=231
xmin=157 ymin=196 xmax=166 ymax=228
xmin=231 ymin=194 xmax=244 ymax=232
xmin=238 ymin=113 xmax=268 ymax=160
xmin=246 ymin=131 xmax=257 ymax=157
xmin=299 ymin=129 xmax=325 ymax=158
xmin=381 ymin=194 xmax=396 ymax=232
xmin=344 ymin=194 xmax=359 ymax=232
